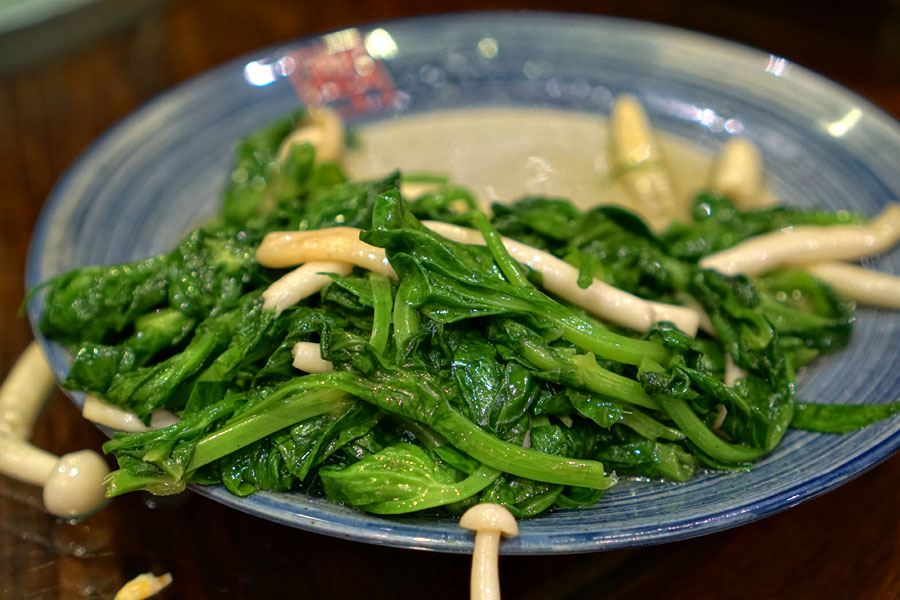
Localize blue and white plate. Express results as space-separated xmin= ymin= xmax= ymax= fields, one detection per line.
xmin=26 ymin=12 xmax=900 ymax=554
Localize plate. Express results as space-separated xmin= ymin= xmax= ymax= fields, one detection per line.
xmin=25 ymin=12 xmax=900 ymax=554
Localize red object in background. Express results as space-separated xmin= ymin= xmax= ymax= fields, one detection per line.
xmin=287 ymin=28 xmax=397 ymax=115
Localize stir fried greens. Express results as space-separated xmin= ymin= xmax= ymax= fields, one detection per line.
xmin=37 ymin=116 xmax=900 ymax=518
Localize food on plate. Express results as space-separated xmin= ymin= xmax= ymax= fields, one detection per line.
xmin=699 ymin=204 xmax=900 ymax=276
xmin=710 ymin=137 xmax=768 ymax=209
xmin=608 ymin=95 xmax=684 ymax=230
xmin=22 ymin=99 xmax=900 ymax=519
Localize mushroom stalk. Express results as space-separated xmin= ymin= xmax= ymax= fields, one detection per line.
xmin=459 ymin=503 xmax=519 ymax=600
xmin=256 ymin=227 xmax=396 ymax=278
xmin=470 ymin=531 xmax=503 ymax=600
xmin=0 ymin=436 xmax=57 ymax=485
xmin=0 ymin=342 xmax=110 ymax=519
xmin=0 ymin=342 xmax=56 ymax=438
xmin=262 ymin=260 xmax=353 ymax=315
xmin=424 ymin=220 xmax=701 ymax=335
xmin=82 ymin=394 xmax=180 ymax=433
xmin=291 ymin=342 xmax=334 ymax=374
xmin=724 ymin=353 xmax=748 ymax=387
xmin=700 ymin=203 xmax=900 ymax=276
xmin=277 ymin=108 xmax=344 ymax=163
xmin=798 ymin=262 xmax=900 ymax=309
xmin=711 ymin=137 xmax=771 ymax=209
xmin=609 ymin=95 xmax=684 ymax=231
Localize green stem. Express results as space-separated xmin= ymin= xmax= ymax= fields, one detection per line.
xmin=469 ymin=211 xmax=531 ymax=288
xmin=188 ymin=388 xmax=352 ymax=470
xmin=620 ymin=407 xmax=684 ymax=441
xmin=494 ymin=318 xmax=659 ymax=408
xmin=368 ymin=272 xmax=393 ymax=354
xmin=557 ymin=314 xmax=669 ymax=366
xmin=570 ymin=354 xmax=660 ymax=410
xmin=301 ymin=371 xmax=616 ymax=489
xmin=656 ymin=394 xmax=766 ymax=463
xmin=434 ymin=409 xmax=615 ymax=490
xmin=392 ymin=279 xmax=419 ymax=351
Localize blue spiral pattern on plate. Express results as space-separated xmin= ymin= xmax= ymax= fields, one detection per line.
xmin=26 ymin=12 xmax=900 ymax=554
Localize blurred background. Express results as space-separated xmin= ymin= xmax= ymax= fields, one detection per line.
xmin=2 ymin=1 xmax=899 ymax=598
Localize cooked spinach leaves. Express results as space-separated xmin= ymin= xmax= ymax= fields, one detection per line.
xmin=36 ymin=120 xmax=899 ymax=518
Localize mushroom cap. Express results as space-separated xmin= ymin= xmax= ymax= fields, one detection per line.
xmin=459 ymin=502 xmax=519 ymax=536
xmin=43 ymin=449 xmax=110 ymax=519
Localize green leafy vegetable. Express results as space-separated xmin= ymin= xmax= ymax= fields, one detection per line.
xmin=320 ymin=444 xmax=500 ymax=514
xmin=33 ymin=115 xmax=900 ymax=519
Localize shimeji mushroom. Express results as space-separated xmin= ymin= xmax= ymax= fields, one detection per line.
xmin=700 ymin=203 xmax=900 ymax=276
xmin=258 ymin=224 xmax=701 ymax=336
xmin=262 ymin=260 xmax=354 ymax=315
xmin=710 ymin=137 xmax=772 ymax=209
xmin=609 ymin=95 xmax=686 ymax=231
xmin=460 ymin=503 xmax=519 ymax=600
xmin=0 ymin=342 xmax=109 ymax=519
xmin=82 ymin=394 xmax=180 ymax=433
xmin=256 ymin=227 xmax=396 ymax=278
xmin=114 ymin=572 xmax=173 ymax=600
xmin=291 ymin=341 xmax=334 ymax=374
xmin=423 ymin=220 xmax=701 ymax=335
xmin=277 ymin=108 xmax=345 ymax=163
xmin=708 ymin=132 xmax=900 ymax=308
xmin=799 ymin=262 xmax=900 ymax=309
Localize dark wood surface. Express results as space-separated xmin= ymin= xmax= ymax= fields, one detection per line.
xmin=3 ymin=1 xmax=900 ymax=598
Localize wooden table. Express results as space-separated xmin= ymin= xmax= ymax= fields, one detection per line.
xmin=2 ymin=1 xmax=899 ymax=598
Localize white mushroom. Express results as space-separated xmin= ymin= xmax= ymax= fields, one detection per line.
xmin=609 ymin=95 xmax=685 ymax=231
xmin=82 ymin=394 xmax=180 ymax=433
xmin=0 ymin=341 xmax=56 ymax=438
xmin=0 ymin=342 xmax=110 ymax=519
xmin=799 ymin=261 xmax=900 ymax=309
xmin=291 ymin=342 xmax=334 ymax=374
xmin=459 ymin=503 xmax=519 ymax=600
xmin=256 ymin=227 xmax=396 ymax=278
xmin=259 ymin=223 xmax=701 ymax=335
xmin=711 ymin=137 xmax=772 ymax=209
xmin=708 ymin=137 xmax=900 ymax=307
xmin=43 ymin=449 xmax=110 ymax=519
xmin=724 ymin=353 xmax=747 ymax=387
xmin=674 ymin=294 xmax=715 ymax=336
xmin=399 ymin=181 xmax=441 ymax=199
xmin=0 ymin=436 xmax=58 ymax=486
xmin=700 ymin=203 xmax=900 ymax=276
xmin=114 ymin=572 xmax=173 ymax=600
xmin=423 ymin=220 xmax=701 ymax=335
xmin=262 ymin=260 xmax=354 ymax=315
xmin=277 ymin=108 xmax=344 ymax=163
